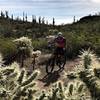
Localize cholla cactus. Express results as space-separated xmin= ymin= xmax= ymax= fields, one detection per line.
xmin=67 ymin=49 xmax=100 ymax=79
xmin=67 ymin=49 xmax=100 ymax=81
xmin=36 ymin=82 xmax=64 ymax=100
xmin=65 ymin=80 xmax=91 ymax=100
xmin=0 ymin=62 xmax=39 ymax=100
xmin=31 ymin=50 xmax=41 ymax=70
xmin=39 ymin=82 xmax=63 ymax=100
xmin=79 ymin=49 xmax=100 ymax=70
xmin=79 ymin=49 xmax=92 ymax=69
xmin=80 ymin=69 xmax=100 ymax=99
xmin=13 ymin=37 xmax=33 ymax=67
xmin=78 ymin=50 xmax=100 ymax=99
xmin=14 ymin=36 xmax=32 ymax=49
xmin=37 ymin=80 xmax=90 ymax=100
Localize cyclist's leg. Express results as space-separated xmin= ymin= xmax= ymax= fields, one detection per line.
xmin=55 ymin=47 xmax=62 ymax=64
xmin=50 ymin=47 xmax=58 ymax=66
xmin=53 ymin=47 xmax=59 ymax=55
xmin=58 ymin=47 xmax=64 ymax=55
xmin=59 ymin=48 xmax=67 ymax=58
xmin=58 ymin=48 xmax=66 ymax=69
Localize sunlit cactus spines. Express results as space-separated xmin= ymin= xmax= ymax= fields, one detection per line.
xmin=0 ymin=61 xmax=39 ymax=100
xmin=65 ymin=80 xmax=89 ymax=99
xmin=38 ymin=91 xmax=46 ymax=100
xmin=37 ymin=81 xmax=89 ymax=100
xmin=67 ymin=49 xmax=99 ymax=80
xmin=68 ymin=83 xmax=74 ymax=96
xmin=79 ymin=49 xmax=100 ymax=70
xmin=78 ymin=50 xmax=100 ymax=99
xmin=57 ymin=81 xmax=66 ymax=99
xmin=67 ymin=63 xmax=84 ymax=79
xmin=17 ymin=69 xmax=26 ymax=85
xmin=13 ymin=36 xmax=32 ymax=48
xmin=13 ymin=36 xmax=33 ymax=67
xmin=67 ymin=71 xmax=78 ymax=79
xmin=80 ymin=68 xmax=100 ymax=99
xmin=21 ymin=70 xmax=39 ymax=86
xmin=79 ymin=49 xmax=92 ymax=69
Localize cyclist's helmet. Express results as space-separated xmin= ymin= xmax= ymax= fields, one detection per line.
xmin=58 ymin=32 xmax=63 ymax=36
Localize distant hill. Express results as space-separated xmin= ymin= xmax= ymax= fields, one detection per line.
xmin=61 ymin=15 xmax=100 ymax=33
xmin=79 ymin=15 xmax=100 ymax=23
xmin=59 ymin=15 xmax=100 ymax=57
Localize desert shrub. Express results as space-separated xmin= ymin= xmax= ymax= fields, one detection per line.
xmin=0 ymin=38 xmax=16 ymax=56
xmin=62 ymin=32 xmax=85 ymax=58
xmin=32 ymin=38 xmax=48 ymax=51
xmin=0 ymin=37 xmax=17 ymax=65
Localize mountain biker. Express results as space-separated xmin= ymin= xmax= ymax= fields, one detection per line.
xmin=46 ymin=32 xmax=66 ymax=73
xmin=53 ymin=32 xmax=66 ymax=56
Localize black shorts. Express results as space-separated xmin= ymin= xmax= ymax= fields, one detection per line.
xmin=54 ymin=47 xmax=64 ymax=55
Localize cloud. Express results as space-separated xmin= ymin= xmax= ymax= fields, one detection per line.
xmin=0 ymin=0 xmax=100 ymax=24
xmin=90 ymin=0 xmax=100 ymax=3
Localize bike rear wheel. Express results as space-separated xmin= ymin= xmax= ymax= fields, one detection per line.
xmin=46 ymin=58 xmax=55 ymax=74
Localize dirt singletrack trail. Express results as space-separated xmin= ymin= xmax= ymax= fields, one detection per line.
xmin=33 ymin=54 xmax=81 ymax=89
xmin=24 ymin=54 xmax=80 ymax=89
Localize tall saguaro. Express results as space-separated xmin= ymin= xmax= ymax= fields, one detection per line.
xmin=39 ymin=16 xmax=41 ymax=24
xmin=32 ymin=15 xmax=36 ymax=24
xmin=73 ymin=16 xmax=76 ymax=23
xmin=25 ymin=13 xmax=27 ymax=22
xmin=1 ymin=11 xmax=5 ymax=18
xmin=5 ymin=11 xmax=9 ymax=19
xmin=23 ymin=12 xmax=25 ymax=22
xmin=53 ymin=17 xmax=55 ymax=27
xmin=11 ymin=14 xmax=13 ymax=21
xmin=42 ymin=17 xmax=45 ymax=24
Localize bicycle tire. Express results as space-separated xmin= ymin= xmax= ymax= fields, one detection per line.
xmin=56 ymin=54 xmax=66 ymax=70
xmin=46 ymin=58 xmax=55 ymax=74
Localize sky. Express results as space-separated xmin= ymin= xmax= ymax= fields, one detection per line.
xmin=0 ymin=0 xmax=100 ymax=25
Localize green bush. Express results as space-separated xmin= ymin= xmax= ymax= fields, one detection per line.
xmin=0 ymin=37 xmax=17 ymax=65
xmin=32 ymin=38 xmax=48 ymax=51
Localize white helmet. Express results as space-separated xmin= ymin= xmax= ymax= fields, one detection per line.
xmin=58 ymin=32 xmax=62 ymax=36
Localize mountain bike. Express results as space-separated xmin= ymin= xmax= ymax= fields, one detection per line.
xmin=46 ymin=49 xmax=66 ymax=74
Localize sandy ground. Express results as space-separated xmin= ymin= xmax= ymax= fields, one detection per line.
xmin=27 ymin=54 xmax=81 ymax=89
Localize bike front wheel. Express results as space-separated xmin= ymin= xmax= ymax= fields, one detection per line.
xmin=56 ymin=55 xmax=66 ymax=70
xmin=46 ymin=58 xmax=55 ymax=74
